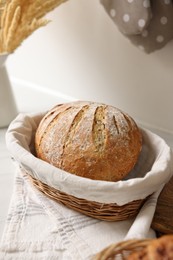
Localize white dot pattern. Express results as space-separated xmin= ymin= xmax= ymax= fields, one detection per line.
xmin=156 ymin=35 xmax=164 ymax=43
xmin=138 ymin=19 xmax=146 ymax=28
xmin=101 ymin=0 xmax=173 ymax=52
xmin=143 ymin=0 xmax=150 ymax=8
xmin=160 ymin=16 xmax=168 ymax=25
xmin=110 ymin=9 xmax=116 ymax=17
xmin=123 ymin=14 xmax=130 ymax=22
xmin=164 ymin=0 xmax=171 ymax=4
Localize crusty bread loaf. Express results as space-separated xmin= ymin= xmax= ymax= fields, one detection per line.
xmin=127 ymin=235 xmax=173 ymax=259
xmin=35 ymin=101 xmax=142 ymax=181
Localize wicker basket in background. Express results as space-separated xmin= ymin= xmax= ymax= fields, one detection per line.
xmin=93 ymin=238 xmax=152 ymax=260
xmin=94 ymin=234 xmax=173 ymax=260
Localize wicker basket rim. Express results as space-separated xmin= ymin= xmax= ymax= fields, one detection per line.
xmin=94 ymin=238 xmax=152 ymax=260
xmin=26 ymin=172 xmax=148 ymax=222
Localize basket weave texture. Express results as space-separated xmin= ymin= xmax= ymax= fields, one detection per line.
xmin=94 ymin=238 xmax=152 ymax=260
xmin=27 ymin=173 xmax=147 ymax=221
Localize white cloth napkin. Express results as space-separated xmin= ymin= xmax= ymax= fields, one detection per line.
xmin=0 ymin=166 xmax=157 ymax=260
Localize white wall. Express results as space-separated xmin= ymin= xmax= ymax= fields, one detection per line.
xmin=6 ymin=0 xmax=173 ymax=134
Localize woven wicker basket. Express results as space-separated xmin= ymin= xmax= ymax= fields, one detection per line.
xmin=27 ymin=173 xmax=147 ymax=221
xmin=94 ymin=238 xmax=152 ymax=260
xmin=6 ymin=113 xmax=173 ymax=223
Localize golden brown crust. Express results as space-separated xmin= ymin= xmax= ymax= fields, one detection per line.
xmin=35 ymin=101 xmax=142 ymax=181
xmin=127 ymin=235 xmax=173 ymax=260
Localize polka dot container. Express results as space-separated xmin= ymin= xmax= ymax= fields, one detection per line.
xmin=100 ymin=0 xmax=173 ymax=53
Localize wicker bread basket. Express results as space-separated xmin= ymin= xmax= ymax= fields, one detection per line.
xmin=94 ymin=234 xmax=173 ymax=260
xmin=6 ymin=112 xmax=173 ymax=222
xmin=27 ymin=173 xmax=147 ymax=221
xmin=94 ymin=238 xmax=152 ymax=260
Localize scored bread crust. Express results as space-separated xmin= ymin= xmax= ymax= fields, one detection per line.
xmin=35 ymin=101 xmax=142 ymax=182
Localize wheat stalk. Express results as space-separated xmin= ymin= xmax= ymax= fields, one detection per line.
xmin=8 ymin=18 xmax=49 ymax=53
xmin=3 ymin=0 xmax=21 ymax=41
xmin=5 ymin=6 xmax=21 ymax=51
xmin=0 ymin=0 xmax=67 ymax=53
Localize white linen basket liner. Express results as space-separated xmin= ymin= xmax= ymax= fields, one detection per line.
xmin=6 ymin=112 xmax=173 ymax=206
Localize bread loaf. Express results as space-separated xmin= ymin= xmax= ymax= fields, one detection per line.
xmin=35 ymin=101 xmax=142 ymax=181
xmin=127 ymin=235 xmax=173 ymax=259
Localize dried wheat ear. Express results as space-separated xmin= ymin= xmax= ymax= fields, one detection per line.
xmin=0 ymin=0 xmax=67 ymax=53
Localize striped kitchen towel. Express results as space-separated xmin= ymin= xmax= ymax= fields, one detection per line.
xmin=0 ymin=165 xmax=157 ymax=260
